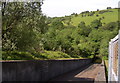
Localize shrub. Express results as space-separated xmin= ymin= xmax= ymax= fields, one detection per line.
xmin=31 ymin=52 xmax=48 ymax=59
xmin=32 ymin=51 xmax=71 ymax=59
xmin=96 ymin=14 xmax=99 ymax=17
xmin=87 ymin=55 xmax=94 ymax=59
xmin=57 ymin=51 xmax=71 ymax=58
xmin=43 ymin=51 xmax=71 ymax=59
xmin=70 ymin=54 xmax=80 ymax=58
xmin=88 ymin=12 xmax=95 ymax=16
xmin=2 ymin=51 xmax=34 ymax=60
xmin=107 ymin=7 xmax=112 ymax=9
xmin=102 ymin=56 xmax=108 ymax=60
xmin=93 ymin=56 xmax=102 ymax=63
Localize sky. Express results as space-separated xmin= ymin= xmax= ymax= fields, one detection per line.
xmin=41 ymin=0 xmax=120 ymax=17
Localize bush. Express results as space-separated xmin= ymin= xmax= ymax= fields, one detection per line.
xmin=31 ymin=51 xmax=71 ymax=60
xmin=2 ymin=50 xmax=72 ymax=60
xmin=57 ymin=51 xmax=71 ymax=58
xmin=93 ymin=56 xmax=102 ymax=63
xmin=102 ymin=56 xmax=108 ymax=60
xmin=88 ymin=12 xmax=95 ymax=16
xmin=31 ymin=52 xmax=48 ymax=59
xmin=70 ymin=54 xmax=80 ymax=58
xmin=2 ymin=51 xmax=34 ymax=60
xmin=41 ymin=51 xmax=71 ymax=59
xmin=87 ymin=55 xmax=94 ymax=59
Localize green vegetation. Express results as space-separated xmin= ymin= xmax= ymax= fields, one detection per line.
xmin=2 ymin=51 xmax=72 ymax=60
xmin=105 ymin=60 xmax=108 ymax=81
xmin=71 ymin=9 xmax=118 ymax=26
xmin=2 ymin=51 xmax=35 ymax=60
xmin=2 ymin=2 xmax=120 ymax=60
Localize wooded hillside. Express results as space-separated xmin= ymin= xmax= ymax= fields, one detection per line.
xmin=2 ymin=2 xmax=120 ymax=60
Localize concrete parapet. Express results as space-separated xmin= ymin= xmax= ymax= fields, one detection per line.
xmin=1 ymin=59 xmax=92 ymax=81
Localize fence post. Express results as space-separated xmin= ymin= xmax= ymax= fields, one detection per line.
xmin=111 ymin=39 xmax=114 ymax=81
xmin=118 ymin=30 xmax=120 ymax=83
xmin=108 ymin=39 xmax=114 ymax=82
xmin=108 ymin=41 xmax=112 ymax=82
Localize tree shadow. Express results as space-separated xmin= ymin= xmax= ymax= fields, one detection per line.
xmin=48 ymin=64 xmax=94 ymax=83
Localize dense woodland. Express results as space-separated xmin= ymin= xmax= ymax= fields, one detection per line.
xmin=2 ymin=1 xmax=120 ymax=60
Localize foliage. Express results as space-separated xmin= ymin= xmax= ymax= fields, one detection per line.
xmin=90 ymin=19 xmax=102 ymax=29
xmin=93 ymin=56 xmax=102 ymax=63
xmin=2 ymin=2 xmax=119 ymax=60
xmin=2 ymin=2 xmax=47 ymax=52
xmin=101 ymin=22 xmax=118 ymax=31
xmin=2 ymin=51 xmax=35 ymax=60
xmin=2 ymin=51 xmax=72 ymax=60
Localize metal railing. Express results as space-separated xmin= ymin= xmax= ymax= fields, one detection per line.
xmin=108 ymin=31 xmax=120 ymax=82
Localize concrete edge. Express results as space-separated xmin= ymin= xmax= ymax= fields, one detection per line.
xmin=94 ymin=61 xmax=106 ymax=83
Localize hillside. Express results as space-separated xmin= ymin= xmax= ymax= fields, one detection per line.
xmin=71 ymin=9 xmax=118 ymax=26
xmin=2 ymin=2 xmax=120 ymax=60
xmin=51 ymin=8 xmax=118 ymax=26
xmin=45 ymin=8 xmax=119 ymax=60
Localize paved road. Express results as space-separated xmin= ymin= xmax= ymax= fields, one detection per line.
xmin=49 ymin=63 xmax=105 ymax=82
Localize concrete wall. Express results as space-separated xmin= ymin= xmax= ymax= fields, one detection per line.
xmin=1 ymin=59 xmax=92 ymax=81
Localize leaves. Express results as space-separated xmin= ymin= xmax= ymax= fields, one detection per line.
xmin=2 ymin=2 xmax=118 ymax=60
xmin=2 ymin=2 xmax=47 ymax=52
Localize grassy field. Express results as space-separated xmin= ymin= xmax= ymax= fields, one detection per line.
xmin=70 ymin=9 xmax=118 ymax=26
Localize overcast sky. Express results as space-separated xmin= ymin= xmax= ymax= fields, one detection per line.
xmin=41 ymin=0 xmax=120 ymax=17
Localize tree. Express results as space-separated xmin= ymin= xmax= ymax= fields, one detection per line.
xmin=96 ymin=14 xmax=99 ymax=17
xmin=50 ymin=19 xmax=64 ymax=30
xmin=107 ymin=7 xmax=112 ymax=9
xmin=101 ymin=22 xmax=118 ymax=31
xmin=97 ymin=9 xmax=99 ymax=11
xmin=77 ymin=21 xmax=91 ymax=36
xmin=2 ymin=1 xmax=46 ymax=52
xmin=90 ymin=19 xmax=102 ymax=29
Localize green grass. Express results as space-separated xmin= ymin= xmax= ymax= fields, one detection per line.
xmin=70 ymin=9 xmax=118 ymax=26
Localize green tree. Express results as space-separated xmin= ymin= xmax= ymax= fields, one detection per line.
xmin=101 ymin=22 xmax=118 ymax=31
xmin=90 ymin=19 xmax=102 ymax=29
xmin=2 ymin=2 xmax=46 ymax=52
xmin=77 ymin=21 xmax=91 ymax=36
